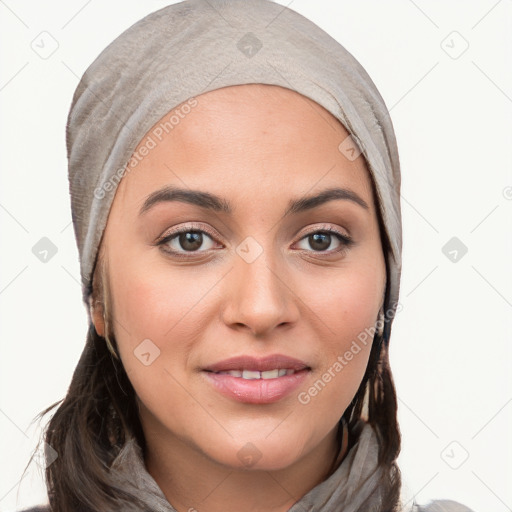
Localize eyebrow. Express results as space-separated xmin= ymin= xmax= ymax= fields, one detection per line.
xmin=139 ymin=185 xmax=369 ymax=217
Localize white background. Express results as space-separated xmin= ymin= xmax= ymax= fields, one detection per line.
xmin=1 ymin=1 xmax=511 ymax=511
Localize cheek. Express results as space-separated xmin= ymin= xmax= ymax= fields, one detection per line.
xmin=109 ymin=250 xmax=206 ymax=339
xmin=300 ymin=259 xmax=383 ymax=410
xmin=108 ymin=259 xmax=221 ymax=377
xmin=312 ymin=258 xmax=384 ymax=349
xmin=109 ymin=269 xmax=199 ymax=414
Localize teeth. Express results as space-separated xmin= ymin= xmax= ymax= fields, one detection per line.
xmin=216 ymin=369 xmax=297 ymax=379
xmin=242 ymin=370 xmax=261 ymax=380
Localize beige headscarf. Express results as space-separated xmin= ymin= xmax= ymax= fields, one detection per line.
xmin=66 ymin=0 xmax=402 ymax=323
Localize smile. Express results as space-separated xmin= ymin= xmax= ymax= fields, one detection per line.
xmin=212 ymin=369 xmax=297 ymax=379
xmin=202 ymin=353 xmax=311 ymax=403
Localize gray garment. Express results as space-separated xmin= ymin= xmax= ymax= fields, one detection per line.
xmin=18 ymin=425 xmax=474 ymax=511
xmin=412 ymin=501 xmax=475 ymax=512
xmin=105 ymin=422 xmax=473 ymax=512
xmin=110 ymin=422 xmax=385 ymax=511
xmin=66 ymin=0 xmax=402 ymax=323
xmin=18 ymin=501 xmax=477 ymax=512
xmin=20 ymin=422 xmax=471 ymax=512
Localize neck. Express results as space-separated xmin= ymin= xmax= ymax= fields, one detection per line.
xmin=141 ymin=416 xmax=348 ymax=512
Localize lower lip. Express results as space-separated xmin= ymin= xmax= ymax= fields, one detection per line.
xmin=202 ymin=369 xmax=310 ymax=404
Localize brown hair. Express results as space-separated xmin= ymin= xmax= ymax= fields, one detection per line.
xmin=31 ymin=253 xmax=147 ymax=511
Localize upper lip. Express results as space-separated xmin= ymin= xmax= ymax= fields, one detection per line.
xmin=203 ymin=354 xmax=310 ymax=373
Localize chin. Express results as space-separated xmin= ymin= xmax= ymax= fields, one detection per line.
xmin=203 ymin=434 xmax=308 ymax=472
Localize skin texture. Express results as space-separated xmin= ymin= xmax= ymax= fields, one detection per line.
xmin=92 ymin=84 xmax=386 ymax=512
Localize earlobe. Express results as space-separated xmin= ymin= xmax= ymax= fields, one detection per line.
xmin=89 ymin=297 xmax=106 ymax=337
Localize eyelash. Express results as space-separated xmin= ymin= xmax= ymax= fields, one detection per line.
xmin=155 ymin=222 xmax=354 ymax=259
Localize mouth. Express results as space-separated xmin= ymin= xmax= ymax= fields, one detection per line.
xmin=207 ymin=368 xmax=300 ymax=379
xmin=202 ymin=353 xmax=311 ymax=373
xmin=202 ymin=354 xmax=311 ymax=404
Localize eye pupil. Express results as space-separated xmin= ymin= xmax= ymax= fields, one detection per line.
xmin=309 ymin=232 xmax=331 ymax=251
xmin=179 ymin=231 xmax=203 ymax=251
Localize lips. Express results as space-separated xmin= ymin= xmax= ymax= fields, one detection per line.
xmin=203 ymin=354 xmax=310 ymax=373
xmin=202 ymin=354 xmax=311 ymax=404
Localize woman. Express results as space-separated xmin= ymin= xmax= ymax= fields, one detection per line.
xmin=23 ymin=0 xmax=472 ymax=511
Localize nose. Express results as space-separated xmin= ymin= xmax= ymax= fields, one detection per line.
xmin=221 ymin=247 xmax=299 ymax=337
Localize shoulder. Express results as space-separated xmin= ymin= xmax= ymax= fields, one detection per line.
xmin=412 ymin=499 xmax=476 ymax=511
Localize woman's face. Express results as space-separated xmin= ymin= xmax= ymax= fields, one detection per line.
xmin=96 ymin=84 xmax=386 ymax=471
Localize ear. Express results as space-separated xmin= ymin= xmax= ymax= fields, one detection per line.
xmin=89 ymin=296 xmax=105 ymax=337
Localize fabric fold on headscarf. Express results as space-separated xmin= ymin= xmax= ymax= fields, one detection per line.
xmin=66 ymin=0 xmax=402 ymax=323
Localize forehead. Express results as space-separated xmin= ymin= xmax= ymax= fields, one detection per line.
xmin=169 ymin=84 xmax=346 ymax=150
xmin=114 ymin=84 xmax=374 ymax=210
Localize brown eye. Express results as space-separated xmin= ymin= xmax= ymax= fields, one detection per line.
xmin=158 ymin=228 xmax=218 ymax=255
xmin=177 ymin=231 xmax=204 ymax=251
xmin=308 ymin=232 xmax=332 ymax=251
xmin=296 ymin=229 xmax=353 ymax=253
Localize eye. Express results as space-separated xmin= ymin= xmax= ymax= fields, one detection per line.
xmin=294 ymin=227 xmax=354 ymax=254
xmin=156 ymin=223 xmax=220 ymax=257
xmin=155 ymin=223 xmax=354 ymax=259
